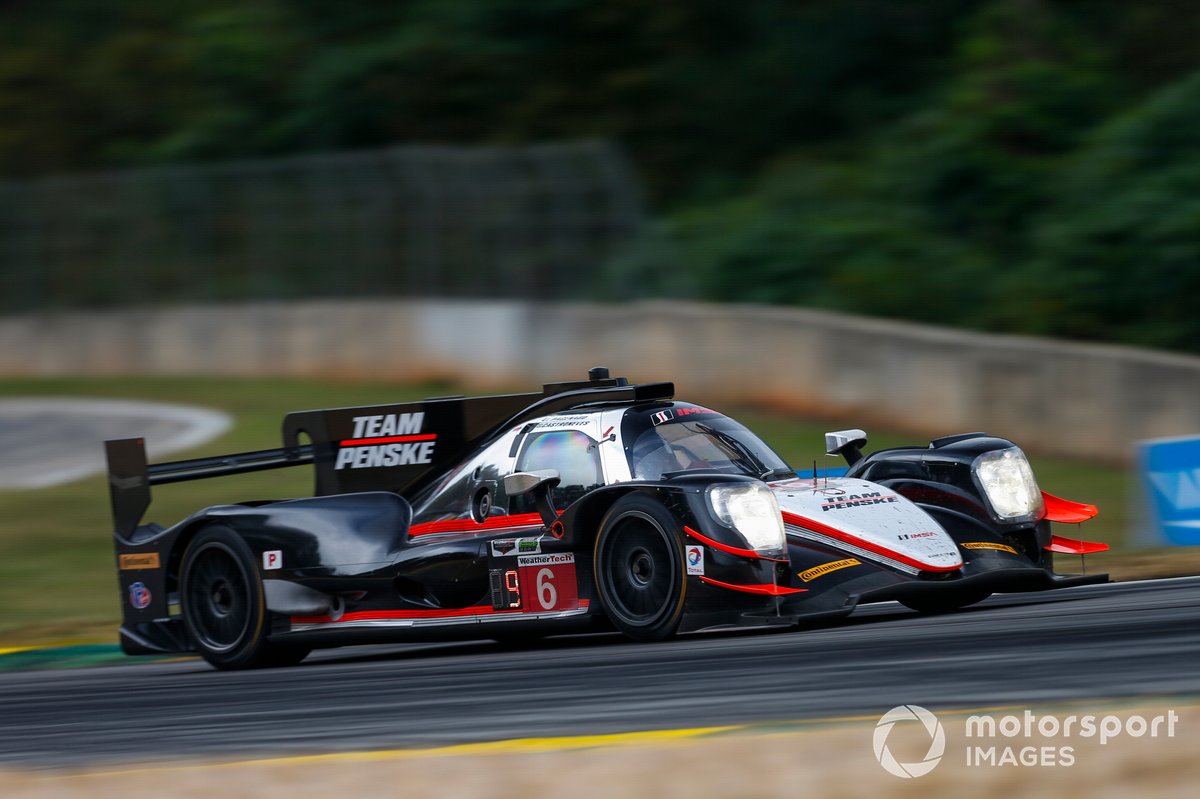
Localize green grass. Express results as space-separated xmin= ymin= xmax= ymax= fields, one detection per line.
xmin=0 ymin=377 xmax=1134 ymax=647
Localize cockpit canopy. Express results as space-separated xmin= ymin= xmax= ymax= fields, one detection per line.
xmin=621 ymin=403 xmax=794 ymax=481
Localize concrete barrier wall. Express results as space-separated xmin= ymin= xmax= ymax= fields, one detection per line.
xmin=3 ymin=299 xmax=1199 ymax=462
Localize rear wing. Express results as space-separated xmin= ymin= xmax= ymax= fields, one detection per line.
xmin=104 ymin=439 xmax=315 ymax=540
xmin=105 ymin=368 xmax=673 ymax=538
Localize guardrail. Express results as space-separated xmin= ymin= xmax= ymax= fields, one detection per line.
xmin=2 ymin=298 xmax=1198 ymax=462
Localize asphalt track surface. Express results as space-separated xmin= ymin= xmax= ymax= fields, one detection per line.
xmin=1 ymin=576 xmax=1196 ymax=769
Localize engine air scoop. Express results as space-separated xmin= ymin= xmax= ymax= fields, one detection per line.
xmin=770 ymin=477 xmax=963 ymax=574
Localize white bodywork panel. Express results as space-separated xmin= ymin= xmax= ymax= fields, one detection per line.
xmin=597 ymin=408 xmax=633 ymax=483
xmin=464 ymin=408 xmax=964 ymax=578
xmin=770 ymin=477 xmax=963 ymax=575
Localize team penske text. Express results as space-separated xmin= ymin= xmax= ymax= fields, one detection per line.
xmin=335 ymin=442 xmax=435 ymax=469
xmin=336 ymin=412 xmax=437 ymax=470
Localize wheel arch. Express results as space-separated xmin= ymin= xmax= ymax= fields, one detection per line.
xmin=563 ymin=484 xmax=688 ymax=553
xmin=163 ymin=492 xmax=412 ymax=595
xmin=164 ymin=513 xmax=240 ymax=599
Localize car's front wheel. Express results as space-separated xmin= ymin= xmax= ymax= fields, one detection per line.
xmin=180 ymin=525 xmax=309 ymax=670
xmin=594 ymin=494 xmax=687 ymax=642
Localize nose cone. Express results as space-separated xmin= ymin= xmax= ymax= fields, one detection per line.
xmin=769 ymin=477 xmax=963 ymax=574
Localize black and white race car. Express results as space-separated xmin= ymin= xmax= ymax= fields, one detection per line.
xmin=106 ymin=369 xmax=1108 ymax=669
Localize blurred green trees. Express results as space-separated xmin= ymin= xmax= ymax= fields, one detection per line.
xmin=4 ymin=0 xmax=1200 ymax=351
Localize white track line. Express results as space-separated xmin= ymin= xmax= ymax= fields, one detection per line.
xmin=0 ymin=398 xmax=231 ymax=489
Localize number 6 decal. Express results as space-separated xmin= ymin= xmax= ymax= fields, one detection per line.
xmin=536 ymin=568 xmax=557 ymax=609
xmin=518 ymin=553 xmax=579 ymax=612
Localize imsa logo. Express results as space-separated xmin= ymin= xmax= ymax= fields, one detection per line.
xmin=335 ymin=412 xmax=437 ymax=470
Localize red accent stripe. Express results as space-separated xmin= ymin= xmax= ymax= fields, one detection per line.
xmin=339 ymin=433 xmax=438 ymax=447
xmin=699 ymin=577 xmax=806 ymax=595
xmin=1042 ymin=491 xmax=1099 ymax=524
xmin=780 ymin=511 xmax=961 ymax=573
xmin=292 ymin=599 xmax=591 ymax=625
xmin=294 ymin=605 xmax=494 ymax=624
xmin=1045 ymin=535 xmax=1109 ymax=555
xmin=683 ymin=526 xmax=787 ymax=562
xmin=408 ymin=512 xmax=546 ymax=538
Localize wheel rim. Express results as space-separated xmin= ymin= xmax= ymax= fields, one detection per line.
xmin=599 ymin=512 xmax=679 ymax=628
xmin=184 ymin=543 xmax=252 ymax=653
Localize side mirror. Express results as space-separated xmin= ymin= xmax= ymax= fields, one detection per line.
xmin=503 ymin=470 xmax=561 ymax=497
xmin=503 ymin=470 xmax=561 ymax=528
xmin=825 ymin=429 xmax=868 ymax=466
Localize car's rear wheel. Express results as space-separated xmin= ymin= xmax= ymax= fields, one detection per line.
xmin=594 ymin=494 xmax=686 ymax=642
xmin=180 ymin=525 xmax=309 ymax=669
xmin=899 ymin=588 xmax=992 ymax=615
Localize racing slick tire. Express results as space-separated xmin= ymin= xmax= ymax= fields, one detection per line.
xmin=899 ymin=588 xmax=992 ymax=615
xmin=180 ymin=525 xmax=310 ymax=670
xmin=593 ymin=494 xmax=687 ymax=642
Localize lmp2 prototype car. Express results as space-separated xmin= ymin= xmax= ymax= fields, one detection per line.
xmin=105 ymin=369 xmax=1108 ymax=670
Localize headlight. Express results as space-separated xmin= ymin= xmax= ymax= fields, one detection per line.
xmin=973 ymin=447 xmax=1044 ymax=523
xmin=706 ymin=483 xmax=785 ymax=554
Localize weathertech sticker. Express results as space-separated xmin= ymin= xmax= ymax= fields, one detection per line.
xmin=118 ymin=553 xmax=160 ymax=570
xmin=517 ymin=553 xmax=574 ymax=568
xmin=263 ymin=550 xmax=283 ymax=570
xmin=798 ymin=558 xmax=861 ymax=582
xmin=962 ymin=542 xmax=1019 ymax=555
xmin=685 ymin=545 xmax=705 ymax=575
xmin=516 ymin=553 xmax=579 ymax=611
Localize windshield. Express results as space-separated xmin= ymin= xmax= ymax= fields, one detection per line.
xmin=624 ymin=405 xmax=793 ymax=481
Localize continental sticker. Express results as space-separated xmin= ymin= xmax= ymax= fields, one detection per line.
xmin=118 ymin=553 xmax=160 ymax=570
xmin=798 ymin=558 xmax=861 ymax=582
xmin=962 ymin=541 xmax=1019 ymax=555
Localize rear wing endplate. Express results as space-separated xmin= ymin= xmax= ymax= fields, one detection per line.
xmin=104 ymin=439 xmax=313 ymax=540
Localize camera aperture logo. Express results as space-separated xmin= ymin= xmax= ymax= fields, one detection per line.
xmin=873 ymin=705 xmax=946 ymax=778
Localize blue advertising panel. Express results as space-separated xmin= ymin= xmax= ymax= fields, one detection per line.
xmin=1138 ymin=435 xmax=1200 ymax=546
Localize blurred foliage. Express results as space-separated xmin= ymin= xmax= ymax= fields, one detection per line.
xmin=4 ymin=0 xmax=1200 ymax=350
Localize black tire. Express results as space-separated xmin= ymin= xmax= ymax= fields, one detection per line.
xmin=899 ymin=588 xmax=992 ymax=615
xmin=593 ymin=494 xmax=687 ymax=642
xmin=180 ymin=525 xmax=309 ymax=670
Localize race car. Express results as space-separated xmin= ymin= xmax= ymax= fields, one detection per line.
xmin=105 ymin=368 xmax=1108 ymax=670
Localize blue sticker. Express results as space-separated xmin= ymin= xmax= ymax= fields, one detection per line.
xmin=1140 ymin=435 xmax=1200 ymax=546
xmin=129 ymin=581 xmax=152 ymax=610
